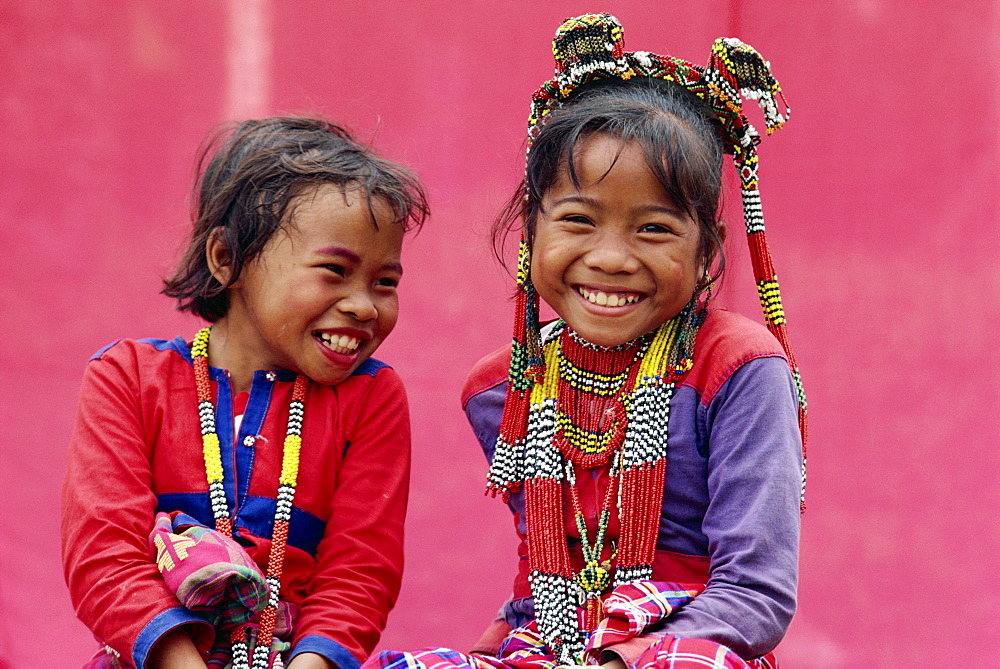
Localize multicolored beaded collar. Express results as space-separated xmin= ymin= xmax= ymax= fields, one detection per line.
xmin=193 ymin=326 xmax=308 ymax=669
xmin=486 ymin=13 xmax=807 ymax=664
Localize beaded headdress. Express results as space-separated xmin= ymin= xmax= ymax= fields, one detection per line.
xmin=485 ymin=13 xmax=807 ymax=664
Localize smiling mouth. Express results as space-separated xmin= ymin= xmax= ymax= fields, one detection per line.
xmin=314 ymin=331 xmax=362 ymax=354
xmin=577 ymin=286 xmax=642 ymax=307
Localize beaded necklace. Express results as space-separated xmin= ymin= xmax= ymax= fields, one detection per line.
xmin=491 ymin=303 xmax=700 ymax=664
xmin=565 ymin=451 xmax=621 ymax=631
xmin=192 ymin=326 xmax=308 ymax=669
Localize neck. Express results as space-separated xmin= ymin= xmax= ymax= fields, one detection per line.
xmin=202 ymin=318 xmax=257 ymax=393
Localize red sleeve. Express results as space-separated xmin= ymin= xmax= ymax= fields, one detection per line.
xmin=60 ymin=343 xmax=212 ymax=667
xmin=460 ymin=344 xmax=510 ymax=410
xmin=292 ymin=367 xmax=411 ymax=666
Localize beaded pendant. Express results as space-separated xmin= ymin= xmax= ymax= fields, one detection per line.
xmin=192 ymin=327 xmax=308 ymax=669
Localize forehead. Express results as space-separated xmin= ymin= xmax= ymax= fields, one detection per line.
xmin=282 ymin=183 xmax=403 ymax=254
xmin=550 ymin=134 xmax=672 ymax=199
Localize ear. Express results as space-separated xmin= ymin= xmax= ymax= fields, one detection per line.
xmin=715 ymin=219 xmax=727 ymax=245
xmin=205 ymin=227 xmax=234 ymax=287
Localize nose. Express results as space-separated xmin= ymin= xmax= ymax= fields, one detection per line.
xmin=336 ymin=290 xmax=377 ymax=322
xmin=583 ymin=232 xmax=640 ymax=275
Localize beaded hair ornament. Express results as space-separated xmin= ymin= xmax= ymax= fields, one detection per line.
xmin=485 ymin=13 xmax=807 ymax=664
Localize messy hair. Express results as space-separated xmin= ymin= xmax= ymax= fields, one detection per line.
xmin=163 ymin=116 xmax=428 ymax=321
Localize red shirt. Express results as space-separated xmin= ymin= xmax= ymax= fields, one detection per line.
xmin=62 ymin=336 xmax=410 ymax=669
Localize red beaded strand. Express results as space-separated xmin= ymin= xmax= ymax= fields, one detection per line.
xmin=192 ymin=327 xmax=309 ymax=669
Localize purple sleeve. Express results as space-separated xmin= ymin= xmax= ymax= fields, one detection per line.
xmin=657 ymin=355 xmax=801 ymax=659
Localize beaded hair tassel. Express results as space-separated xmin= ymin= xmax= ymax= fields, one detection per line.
xmin=192 ymin=327 xmax=308 ymax=669
xmin=701 ymin=38 xmax=807 ymax=509
xmin=488 ymin=241 xmax=542 ymax=498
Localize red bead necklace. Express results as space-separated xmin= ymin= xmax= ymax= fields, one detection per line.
xmin=192 ymin=326 xmax=308 ymax=669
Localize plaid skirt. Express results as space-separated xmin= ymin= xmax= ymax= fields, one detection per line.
xmin=367 ymin=581 xmax=777 ymax=669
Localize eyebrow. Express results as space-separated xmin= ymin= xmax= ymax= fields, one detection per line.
xmin=315 ymin=246 xmax=361 ymax=263
xmin=315 ymin=246 xmax=403 ymax=274
xmin=550 ymin=195 xmax=687 ymax=219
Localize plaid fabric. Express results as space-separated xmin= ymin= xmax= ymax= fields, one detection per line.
xmin=370 ymin=637 xmax=774 ymax=669
xmin=635 ymin=637 xmax=776 ymax=669
xmin=147 ymin=512 xmax=299 ymax=667
xmin=587 ymin=581 xmax=702 ymax=652
xmin=149 ymin=511 xmax=269 ymax=627
xmin=366 ymin=581 xmax=776 ymax=669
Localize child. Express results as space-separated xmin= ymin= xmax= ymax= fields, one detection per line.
xmin=62 ymin=117 xmax=428 ymax=669
xmin=370 ymin=14 xmax=805 ymax=669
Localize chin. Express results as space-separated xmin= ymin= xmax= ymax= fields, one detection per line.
xmin=307 ymin=365 xmax=354 ymax=387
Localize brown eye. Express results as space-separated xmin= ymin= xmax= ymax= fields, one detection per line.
xmin=640 ymin=223 xmax=673 ymax=234
xmin=323 ymin=264 xmax=346 ymax=276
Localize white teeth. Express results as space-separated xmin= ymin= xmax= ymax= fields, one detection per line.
xmin=578 ymin=287 xmax=640 ymax=307
xmin=316 ymin=332 xmax=361 ymax=353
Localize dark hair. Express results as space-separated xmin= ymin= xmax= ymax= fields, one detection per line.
xmin=163 ymin=116 xmax=429 ymax=322
xmin=495 ymin=77 xmax=726 ymax=287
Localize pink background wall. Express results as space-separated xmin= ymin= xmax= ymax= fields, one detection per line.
xmin=1 ymin=2 xmax=997 ymax=667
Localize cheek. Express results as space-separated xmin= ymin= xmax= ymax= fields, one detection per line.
xmin=529 ymin=255 xmax=544 ymax=287
xmin=378 ymin=296 xmax=400 ymax=335
xmin=529 ymin=239 xmax=568 ymax=288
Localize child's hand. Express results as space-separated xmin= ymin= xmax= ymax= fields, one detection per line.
xmin=147 ymin=627 xmax=208 ymax=669
xmin=287 ymin=652 xmax=334 ymax=668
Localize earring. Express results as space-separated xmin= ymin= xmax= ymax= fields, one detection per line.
xmin=699 ymin=272 xmax=715 ymax=312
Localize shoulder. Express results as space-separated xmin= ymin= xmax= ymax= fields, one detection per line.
xmin=349 ymin=357 xmax=401 ymax=388
xmin=682 ymin=309 xmax=788 ymax=405
xmin=334 ymin=357 xmax=406 ymax=399
xmin=85 ymin=337 xmax=193 ymax=377
xmin=89 ymin=336 xmax=190 ymax=361
xmin=349 ymin=356 xmax=394 ymax=379
xmin=461 ymin=343 xmax=511 ymax=410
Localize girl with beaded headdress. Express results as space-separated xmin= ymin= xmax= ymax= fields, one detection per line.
xmin=62 ymin=117 xmax=428 ymax=669
xmin=367 ymin=13 xmax=806 ymax=669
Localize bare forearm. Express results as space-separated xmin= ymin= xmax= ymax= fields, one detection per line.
xmin=147 ymin=627 xmax=208 ymax=669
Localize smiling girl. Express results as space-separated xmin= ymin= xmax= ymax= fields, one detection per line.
xmin=62 ymin=117 xmax=427 ymax=669
xmin=368 ymin=13 xmax=806 ymax=669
